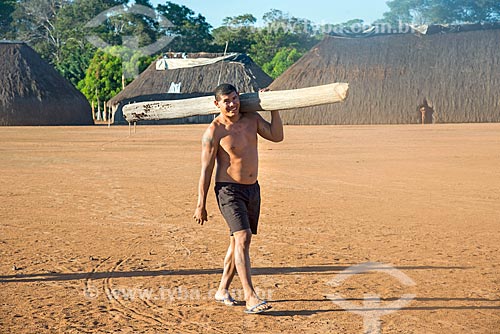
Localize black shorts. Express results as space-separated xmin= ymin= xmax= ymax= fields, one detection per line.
xmin=215 ymin=181 xmax=261 ymax=235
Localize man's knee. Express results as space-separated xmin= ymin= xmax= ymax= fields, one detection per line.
xmin=233 ymin=229 xmax=252 ymax=247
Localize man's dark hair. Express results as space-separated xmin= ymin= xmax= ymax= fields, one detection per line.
xmin=214 ymin=83 xmax=238 ymax=101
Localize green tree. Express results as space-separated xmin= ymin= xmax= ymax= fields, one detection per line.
xmin=0 ymin=0 xmax=16 ymax=38
xmin=78 ymin=49 xmax=123 ymax=105
xmin=104 ymin=45 xmax=155 ymax=79
xmin=262 ymin=47 xmax=303 ymax=79
xmin=10 ymin=0 xmax=69 ymax=63
xmin=54 ymin=39 xmax=95 ymax=87
xmin=8 ymin=0 xmax=165 ymax=87
xmin=249 ymin=9 xmax=318 ymax=71
xmin=212 ymin=14 xmax=257 ymax=53
xmin=54 ymin=0 xmax=138 ymax=86
xmin=8 ymin=0 xmax=128 ymax=83
xmin=77 ymin=46 xmax=155 ymax=104
xmin=381 ymin=0 xmax=500 ymax=25
xmin=156 ymin=1 xmax=213 ymax=52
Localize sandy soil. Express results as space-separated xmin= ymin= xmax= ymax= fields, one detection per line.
xmin=0 ymin=124 xmax=499 ymax=334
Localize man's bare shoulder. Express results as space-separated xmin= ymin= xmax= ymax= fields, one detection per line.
xmin=208 ymin=116 xmax=228 ymax=133
xmin=202 ymin=117 xmax=224 ymax=144
xmin=203 ymin=116 xmax=219 ymax=130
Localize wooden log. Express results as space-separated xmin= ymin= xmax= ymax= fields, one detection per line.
xmin=122 ymin=82 xmax=349 ymax=122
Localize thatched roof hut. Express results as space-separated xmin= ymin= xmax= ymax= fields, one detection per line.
xmin=109 ymin=53 xmax=273 ymax=124
xmin=0 ymin=41 xmax=93 ymax=126
xmin=269 ymin=25 xmax=500 ymax=124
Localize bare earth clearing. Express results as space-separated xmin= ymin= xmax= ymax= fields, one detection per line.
xmin=1 ymin=124 xmax=499 ymax=333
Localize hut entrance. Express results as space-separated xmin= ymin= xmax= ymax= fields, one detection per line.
xmin=418 ymin=99 xmax=434 ymax=124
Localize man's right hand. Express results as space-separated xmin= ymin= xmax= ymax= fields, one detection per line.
xmin=193 ymin=206 xmax=208 ymax=225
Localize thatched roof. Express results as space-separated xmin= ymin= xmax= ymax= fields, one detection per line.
xmin=269 ymin=26 xmax=500 ymax=125
xmin=109 ymin=53 xmax=273 ymax=124
xmin=0 ymin=42 xmax=93 ymax=126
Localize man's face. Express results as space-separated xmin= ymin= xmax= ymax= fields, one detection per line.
xmin=215 ymin=91 xmax=240 ymax=118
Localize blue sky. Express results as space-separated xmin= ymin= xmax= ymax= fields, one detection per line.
xmin=151 ymin=0 xmax=390 ymax=28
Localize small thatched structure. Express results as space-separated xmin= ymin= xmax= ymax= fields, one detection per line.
xmin=269 ymin=24 xmax=500 ymax=124
xmin=0 ymin=41 xmax=93 ymax=126
xmin=109 ymin=53 xmax=273 ymax=124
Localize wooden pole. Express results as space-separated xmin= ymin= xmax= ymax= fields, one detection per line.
xmin=217 ymin=41 xmax=229 ymax=86
xmin=97 ymin=99 xmax=101 ymax=121
xmin=122 ymin=82 xmax=349 ymax=123
xmin=91 ymin=101 xmax=95 ymax=120
xmin=106 ymin=101 xmax=111 ymax=127
xmin=102 ymin=100 xmax=107 ymax=122
xmin=96 ymin=87 xmax=100 ymax=121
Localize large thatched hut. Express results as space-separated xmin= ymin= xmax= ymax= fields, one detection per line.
xmin=109 ymin=53 xmax=273 ymax=124
xmin=269 ymin=24 xmax=500 ymax=125
xmin=0 ymin=41 xmax=93 ymax=126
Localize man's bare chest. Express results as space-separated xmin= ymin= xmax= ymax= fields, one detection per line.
xmin=219 ymin=123 xmax=257 ymax=155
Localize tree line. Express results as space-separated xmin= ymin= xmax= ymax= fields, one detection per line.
xmin=1 ymin=0 xmax=499 ymax=106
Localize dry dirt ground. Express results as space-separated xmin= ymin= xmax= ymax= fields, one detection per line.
xmin=1 ymin=124 xmax=499 ymax=334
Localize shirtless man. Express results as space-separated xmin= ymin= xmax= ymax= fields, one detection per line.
xmin=193 ymin=83 xmax=283 ymax=314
